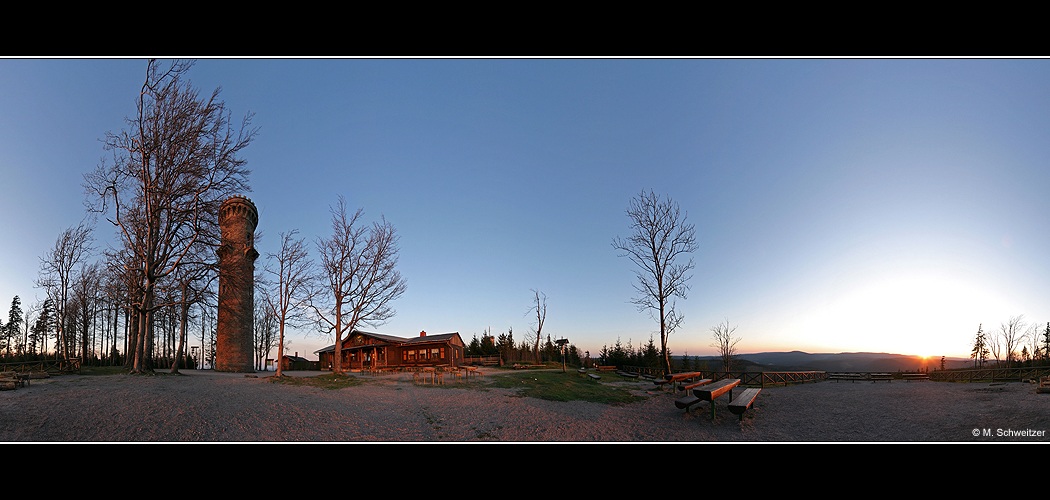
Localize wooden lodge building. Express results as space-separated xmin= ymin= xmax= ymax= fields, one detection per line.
xmin=315 ymin=330 xmax=466 ymax=371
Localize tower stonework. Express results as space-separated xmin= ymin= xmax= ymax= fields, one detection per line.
xmin=216 ymin=195 xmax=259 ymax=372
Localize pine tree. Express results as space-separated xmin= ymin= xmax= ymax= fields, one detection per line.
xmin=643 ymin=335 xmax=660 ymax=369
xmin=971 ymin=324 xmax=988 ymax=368
xmin=467 ymin=333 xmax=482 ymax=356
xmin=5 ymin=296 xmax=22 ymax=356
xmin=1041 ymin=322 xmax=1050 ymax=365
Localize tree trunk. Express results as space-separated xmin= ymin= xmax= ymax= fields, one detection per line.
xmin=660 ymin=300 xmax=671 ymax=374
xmin=276 ymin=322 xmax=285 ymax=377
xmin=171 ymin=299 xmax=190 ymax=374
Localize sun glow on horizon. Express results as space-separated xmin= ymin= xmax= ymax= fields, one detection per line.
xmin=789 ymin=270 xmax=1014 ymax=358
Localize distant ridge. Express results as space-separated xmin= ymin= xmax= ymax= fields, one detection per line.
xmin=676 ymin=351 xmax=972 ymax=372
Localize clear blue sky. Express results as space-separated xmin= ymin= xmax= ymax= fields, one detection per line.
xmin=2 ymin=57 xmax=1048 ymax=361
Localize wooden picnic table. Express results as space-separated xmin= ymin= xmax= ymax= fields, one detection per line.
xmin=463 ymin=366 xmax=481 ymax=379
xmin=665 ymin=371 xmax=704 ymax=382
xmin=693 ymin=378 xmax=741 ymax=419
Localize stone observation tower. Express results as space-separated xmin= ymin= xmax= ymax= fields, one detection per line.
xmin=216 ymin=195 xmax=259 ymax=372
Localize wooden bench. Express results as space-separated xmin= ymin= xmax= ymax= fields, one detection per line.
xmin=692 ymin=379 xmax=741 ymax=419
xmin=902 ymin=373 xmax=929 ymax=381
xmin=672 ymin=379 xmax=712 ymax=412
xmin=728 ymin=388 xmax=761 ymax=421
xmin=0 ymin=372 xmax=28 ymax=390
xmin=616 ymin=370 xmax=640 ymax=381
xmin=870 ymin=373 xmax=893 ymax=382
xmin=587 ymin=373 xmax=601 ymax=381
xmin=597 ymin=366 xmax=617 ymax=372
xmin=828 ymin=373 xmax=865 ymax=383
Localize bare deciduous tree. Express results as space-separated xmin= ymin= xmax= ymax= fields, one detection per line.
xmin=37 ymin=223 xmax=94 ymax=363
xmin=166 ymin=244 xmax=216 ymax=375
xmin=998 ymin=314 xmax=1026 ymax=367
xmin=312 ymin=196 xmax=407 ymax=374
xmin=710 ymin=319 xmax=740 ymax=374
xmin=1023 ymin=321 xmax=1042 ymax=366
xmin=84 ymin=59 xmax=255 ymax=373
xmin=526 ymin=289 xmax=547 ymax=364
xmin=254 ymin=295 xmax=278 ymax=371
xmin=69 ymin=261 xmax=102 ymax=363
xmin=612 ymin=190 xmax=698 ymax=374
xmin=263 ymin=230 xmax=317 ymax=377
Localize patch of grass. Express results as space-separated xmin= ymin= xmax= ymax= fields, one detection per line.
xmin=79 ymin=366 xmax=132 ymax=376
xmin=485 ymin=370 xmax=645 ymax=404
xmin=269 ymin=372 xmax=364 ymax=389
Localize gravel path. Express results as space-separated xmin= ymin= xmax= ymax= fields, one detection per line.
xmin=2 ymin=368 xmax=1048 ymax=443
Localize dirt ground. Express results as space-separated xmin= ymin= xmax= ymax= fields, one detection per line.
xmin=2 ymin=367 xmax=1048 ymax=443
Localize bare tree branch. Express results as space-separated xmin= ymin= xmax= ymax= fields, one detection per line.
xmin=36 ymin=224 xmax=94 ymax=362
xmin=263 ymin=230 xmax=318 ymax=377
xmin=83 ymin=59 xmax=255 ymax=373
xmin=612 ymin=190 xmax=698 ymax=374
xmin=526 ymin=289 xmax=547 ymax=364
xmin=710 ymin=319 xmax=740 ymax=374
xmin=312 ymin=196 xmax=407 ymax=374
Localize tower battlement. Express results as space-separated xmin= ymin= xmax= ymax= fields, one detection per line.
xmin=220 ymin=195 xmax=258 ymax=229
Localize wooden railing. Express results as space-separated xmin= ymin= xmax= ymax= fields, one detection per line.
xmin=620 ymin=367 xmax=826 ymax=387
xmin=601 ymin=366 xmax=1050 ymax=386
xmin=462 ymin=355 xmax=502 ymax=366
xmin=0 ymin=358 xmax=81 ymax=374
xmin=620 ymin=365 xmax=665 ymax=377
xmin=931 ymin=367 xmax=1050 ymax=383
xmin=752 ymin=371 xmax=825 ymax=387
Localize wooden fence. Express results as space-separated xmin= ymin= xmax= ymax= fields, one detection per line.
xmin=600 ymin=365 xmax=1050 ymax=386
xmin=930 ymin=367 xmax=1050 ymax=383
xmin=461 ymin=355 xmax=502 ymax=366
xmin=0 ymin=358 xmax=81 ymax=374
xmin=620 ymin=366 xmax=826 ymax=387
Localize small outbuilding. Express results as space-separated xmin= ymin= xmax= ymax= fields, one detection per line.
xmin=280 ymin=352 xmax=319 ymax=371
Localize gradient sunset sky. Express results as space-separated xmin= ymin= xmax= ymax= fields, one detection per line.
xmin=1 ymin=57 xmax=1047 ymax=361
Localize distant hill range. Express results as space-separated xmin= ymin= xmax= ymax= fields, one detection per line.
xmin=677 ymin=351 xmax=973 ymax=373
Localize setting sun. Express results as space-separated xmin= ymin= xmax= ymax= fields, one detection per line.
xmin=788 ymin=269 xmax=1017 ymax=358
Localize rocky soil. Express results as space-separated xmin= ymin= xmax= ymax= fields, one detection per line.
xmin=2 ymin=368 xmax=1048 ymax=443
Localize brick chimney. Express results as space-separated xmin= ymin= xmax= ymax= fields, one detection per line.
xmin=420 ymin=330 xmax=426 ymax=337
